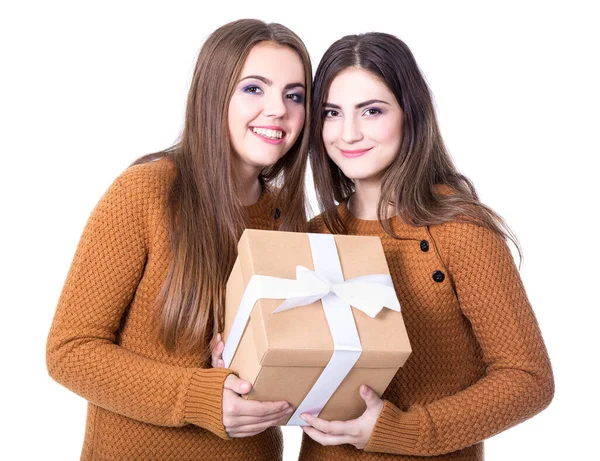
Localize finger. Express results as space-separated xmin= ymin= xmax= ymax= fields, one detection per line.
xmin=226 ymin=406 xmax=293 ymax=428
xmin=229 ymin=430 xmax=263 ymax=438
xmin=211 ymin=340 xmax=224 ymax=367
xmin=360 ymin=385 xmax=381 ymax=407
xmin=222 ymin=388 xmax=290 ymax=419
xmin=228 ymin=409 xmax=292 ymax=437
xmin=359 ymin=384 xmax=383 ymax=413
xmin=301 ymin=413 xmax=355 ymax=436
xmin=228 ymin=408 xmax=293 ymax=435
xmin=223 ymin=375 xmax=252 ymax=395
xmin=302 ymin=425 xmax=354 ymax=447
xmin=233 ymin=397 xmax=291 ymax=417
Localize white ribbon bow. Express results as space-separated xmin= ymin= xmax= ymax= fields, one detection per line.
xmin=273 ymin=265 xmax=400 ymax=318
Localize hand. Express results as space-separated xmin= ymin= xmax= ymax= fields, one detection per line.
xmin=222 ymin=373 xmax=293 ymax=437
xmin=301 ymin=385 xmax=384 ymax=449
xmin=211 ymin=333 xmax=225 ymax=368
xmin=215 ymin=332 xmax=294 ymax=437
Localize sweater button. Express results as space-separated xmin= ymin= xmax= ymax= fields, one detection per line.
xmin=272 ymin=208 xmax=281 ymax=220
xmin=420 ymin=240 xmax=429 ymax=252
xmin=432 ymin=271 xmax=445 ymax=283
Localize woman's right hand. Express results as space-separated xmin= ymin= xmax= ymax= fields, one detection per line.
xmin=212 ymin=333 xmax=293 ymax=437
xmin=222 ymin=375 xmax=293 ymax=437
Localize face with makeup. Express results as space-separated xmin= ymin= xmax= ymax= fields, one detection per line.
xmin=322 ymin=67 xmax=404 ymax=184
xmin=228 ymin=41 xmax=306 ymax=174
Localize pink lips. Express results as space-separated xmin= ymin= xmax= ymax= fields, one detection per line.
xmin=249 ymin=126 xmax=286 ymax=145
xmin=340 ymin=147 xmax=373 ymax=158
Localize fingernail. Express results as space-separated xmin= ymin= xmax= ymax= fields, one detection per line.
xmin=285 ymin=407 xmax=293 ymax=414
xmin=300 ymin=414 xmax=308 ymax=421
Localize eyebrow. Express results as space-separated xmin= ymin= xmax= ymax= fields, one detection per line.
xmin=240 ymin=75 xmax=305 ymax=91
xmin=324 ymin=99 xmax=390 ymax=110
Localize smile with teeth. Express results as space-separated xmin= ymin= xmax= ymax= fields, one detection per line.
xmin=251 ymin=127 xmax=284 ymax=140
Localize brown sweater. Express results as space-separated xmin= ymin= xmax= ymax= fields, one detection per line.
xmin=300 ymin=203 xmax=554 ymax=460
xmin=46 ymin=159 xmax=284 ymax=461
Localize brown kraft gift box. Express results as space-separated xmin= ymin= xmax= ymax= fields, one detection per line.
xmin=222 ymin=229 xmax=411 ymax=424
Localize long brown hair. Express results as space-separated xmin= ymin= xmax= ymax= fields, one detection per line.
xmin=133 ymin=19 xmax=311 ymax=363
xmin=311 ymin=33 xmax=519 ymax=253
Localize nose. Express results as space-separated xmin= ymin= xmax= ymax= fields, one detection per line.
xmin=341 ymin=116 xmax=363 ymax=144
xmin=263 ymin=92 xmax=287 ymax=118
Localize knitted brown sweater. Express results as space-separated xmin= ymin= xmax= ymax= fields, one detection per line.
xmin=46 ymin=159 xmax=284 ymax=461
xmin=300 ymin=203 xmax=554 ymax=460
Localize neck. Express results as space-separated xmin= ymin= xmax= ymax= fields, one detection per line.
xmin=349 ymin=178 xmax=396 ymax=220
xmin=233 ymin=161 xmax=263 ymax=207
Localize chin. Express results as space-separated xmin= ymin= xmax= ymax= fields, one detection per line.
xmin=338 ymin=165 xmax=378 ymax=182
xmin=247 ymin=152 xmax=287 ymax=169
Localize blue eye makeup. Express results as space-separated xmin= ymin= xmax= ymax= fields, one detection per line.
xmin=242 ymin=85 xmax=263 ymax=95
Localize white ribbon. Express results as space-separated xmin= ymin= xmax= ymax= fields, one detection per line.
xmin=222 ymin=233 xmax=400 ymax=425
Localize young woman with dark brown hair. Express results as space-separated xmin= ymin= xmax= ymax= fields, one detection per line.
xmin=299 ymin=32 xmax=554 ymax=460
xmin=46 ymin=19 xmax=311 ymax=460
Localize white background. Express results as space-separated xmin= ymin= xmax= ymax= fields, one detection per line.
xmin=1 ymin=1 xmax=598 ymax=459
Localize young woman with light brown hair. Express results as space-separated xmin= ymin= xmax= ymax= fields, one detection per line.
xmin=299 ymin=32 xmax=554 ymax=460
xmin=46 ymin=19 xmax=311 ymax=460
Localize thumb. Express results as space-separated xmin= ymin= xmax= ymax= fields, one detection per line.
xmin=224 ymin=374 xmax=252 ymax=395
xmin=360 ymin=385 xmax=380 ymax=408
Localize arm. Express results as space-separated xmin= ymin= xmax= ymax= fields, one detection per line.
xmin=46 ymin=165 xmax=232 ymax=437
xmin=364 ymin=222 xmax=554 ymax=455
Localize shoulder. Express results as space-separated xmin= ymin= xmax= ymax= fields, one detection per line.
xmin=113 ymin=157 xmax=176 ymax=192
xmin=429 ymin=220 xmax=506 ymax=246
xmin=93 ymin=158 xmax=176 ymax=226
xmin=104 ymin=158 xmax=176 ymax=207
xmin=428 ymin=220 xmax=513 ymax=270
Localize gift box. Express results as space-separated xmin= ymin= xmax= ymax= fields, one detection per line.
xmin=222 ymin=229 xmax=411 ymax=425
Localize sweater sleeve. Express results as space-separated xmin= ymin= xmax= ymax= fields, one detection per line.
xmin=46 ymin=164 xmax=232 ymax=439
xmin=364 ymin=222 xmax=554 ymax=456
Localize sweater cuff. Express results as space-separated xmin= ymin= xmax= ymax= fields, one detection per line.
xmin=184 ymin=368 xmax=233 ymax=439
xmin=364 ymin=400 xmax=421 ymax=454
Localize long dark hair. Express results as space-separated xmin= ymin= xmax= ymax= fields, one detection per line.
xmin=133 ymin=19 xmax=311 ymax=363
xmin=311 ymin=32 xmax=519 ymax=253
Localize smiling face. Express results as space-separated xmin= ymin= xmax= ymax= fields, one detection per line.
xmin=228 ymin=41 xmax=306 ymax=174
xmin=322 ymin=67 xmax=404 ymax=185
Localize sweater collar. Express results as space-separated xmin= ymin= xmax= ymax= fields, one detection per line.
xmin=337 ymin=201 xmax=425 ymax=239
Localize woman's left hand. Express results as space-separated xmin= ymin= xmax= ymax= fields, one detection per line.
xmin=301 ymin=385 xmax=384 ymax=449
